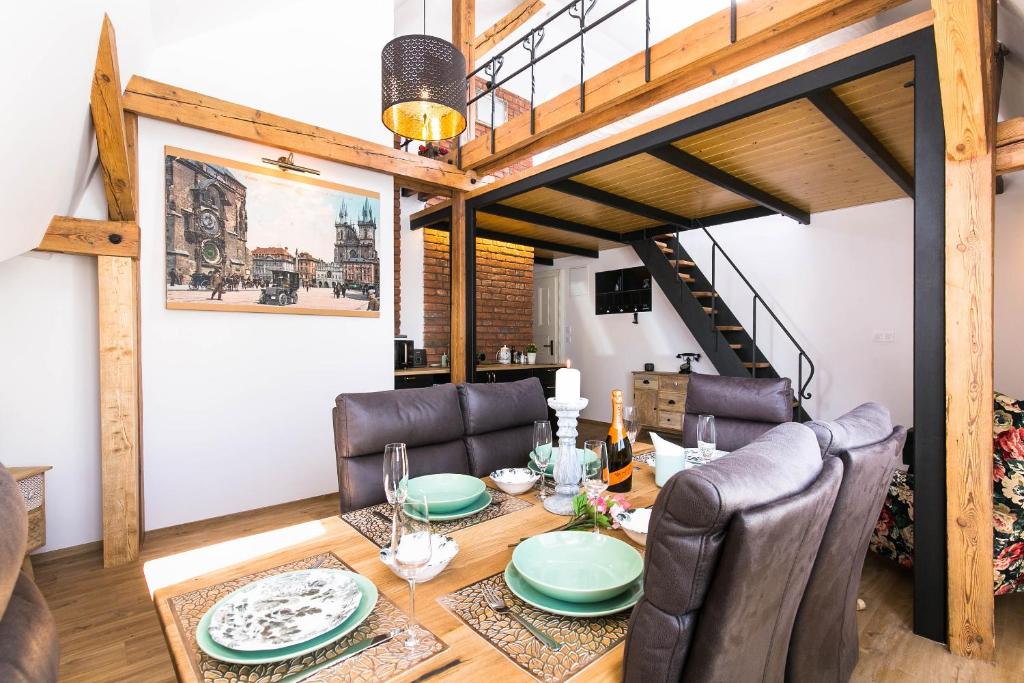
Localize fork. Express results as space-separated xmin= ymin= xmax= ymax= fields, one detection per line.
xmin=481 ymin=586 xmax=562 ymax=651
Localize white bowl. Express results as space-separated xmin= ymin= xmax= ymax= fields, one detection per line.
xmin=490 ymin=467 xmax=541 ymax=495
xmin=617 ymin=507 xmax=652 ymax=547
xmin=379 ymin=533 xmax=459 ymax=582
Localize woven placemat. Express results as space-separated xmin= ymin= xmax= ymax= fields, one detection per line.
xmin=166 ymin=552 xmax=445 ymax=683
xmin=342 ymin=488 xmax=533 ymax=548
xmin=438 ymin=571 xmax=633 ymax=682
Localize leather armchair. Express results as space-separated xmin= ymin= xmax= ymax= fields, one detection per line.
xmin=332 ymin=384 xmax=469 ymax=512
xmin=456 ymin=378 xmax=548 ymax=476
xmin=788 ymin=403 xmax=907 ymax=683
xmin=682 ymin=373 xmax=794 ymax=451
xmin=623 ymin=423 xmax=842 ymax=683
xmin=0 ymin=464 xmax=59 ymax=683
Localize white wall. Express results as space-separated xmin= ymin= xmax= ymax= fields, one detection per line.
xmin=399 ymin=196 xmax=426 ymax=344
xmin=995 ymin=176 xmax=1024 ymax=398
xmin=0 ymin=0 xmax=395 ymax=550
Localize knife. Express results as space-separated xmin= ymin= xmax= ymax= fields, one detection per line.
xmin=288 ymin=628 xmax=403 ymax=682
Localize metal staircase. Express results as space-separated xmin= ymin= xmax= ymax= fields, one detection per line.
xmin=633 ymin=229 xmax=814 ymax=421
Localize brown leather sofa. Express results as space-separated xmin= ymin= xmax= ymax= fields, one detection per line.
xmin=788 ymin=403 xmax=907 ymax=683
xmin=333 ymin=378 xmax=547 ymax=512
xmin=682 ymin=373 xmax=794 ymax=451
xmin=0 ymin=464 xmax=59 ymax=683
xmin=622 ymin=423 xmax=842 ymax=683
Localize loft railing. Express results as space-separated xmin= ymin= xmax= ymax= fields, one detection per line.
xmin=675 ymin=225 xmax=815 ymax=411
xmin=465 ymin=0 xmax=652 ymax=155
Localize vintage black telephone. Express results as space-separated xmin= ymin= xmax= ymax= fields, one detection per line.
xmin=676 ymin=352 xmax=702 ymax=374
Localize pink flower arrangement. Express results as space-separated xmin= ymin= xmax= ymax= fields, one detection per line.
xmin=559 ymin=491 xmax=634 ymax=531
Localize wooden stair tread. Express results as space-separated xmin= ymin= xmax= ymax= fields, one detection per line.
xmin=729 ymin=343 xmax=743 ymax=350
xmin=677 ymin=273 xmax=694 ymax=283
xmin=716 ymin=325 xmax=744 ymax=331
xmin=743 ymin=362 xmax=771 ymax=368
xmin=668 ymin=258 xmax=696 ymax=267
xmin=691 ymin=291 xmax=719 ymax=298
xmin=702 ymin=307 xmax=719 ymax=315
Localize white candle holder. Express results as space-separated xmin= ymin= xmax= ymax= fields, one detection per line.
xmin=544 ymin=396 xmax=589 ymax=515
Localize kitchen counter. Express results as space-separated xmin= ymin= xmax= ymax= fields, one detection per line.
xmin=476 ymin=363 xmax=564 ymax=372
xmin=393 ymin=367 xmax=451 ymax=376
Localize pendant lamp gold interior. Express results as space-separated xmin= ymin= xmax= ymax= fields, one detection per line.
xmin=381 ymin=32 xmax=467 ymax=142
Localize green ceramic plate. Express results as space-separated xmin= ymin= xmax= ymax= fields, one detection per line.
xmin=195 ymin=571 xmax=378 ymax=665
xmin=504 ymin=561 xmax=642 ymax=617
xmin=512 ymin=531 xmax=643 ymax=603
xmin=407 ymin=473 xmax=486 ymax=513
xmin=527 ymin=447 xmax=597 ymax=476
xmin=403 ymin=490 xmax=492 ymax=521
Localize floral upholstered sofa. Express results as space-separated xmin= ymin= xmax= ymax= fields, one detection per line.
xmin=870 ymin=393 xmax=1024 ymax=595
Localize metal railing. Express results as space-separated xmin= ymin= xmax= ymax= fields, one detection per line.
xmin=676 ymin=226 xmax=815 ymax=410
xmin=465 ymin=0 xmax=650 ymax=154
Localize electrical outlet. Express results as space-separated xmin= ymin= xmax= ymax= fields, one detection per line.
xmin=872 ymin=330 xmax=895 ymax=343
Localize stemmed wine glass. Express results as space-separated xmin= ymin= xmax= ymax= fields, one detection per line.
xmin=582 ymin=440 xmax=610 ymax=534
xmin=623 ymin=406 xmax=640 ymax=445
xmin=697 ymin=415 xmax=717 ymax=461
xmin=383 ymin=443 xmax=409 ymax=546
xmin=532 ymin=420 xmax=553 ymax=500
xmin=392 ymin=493 xmax=432 ymax=651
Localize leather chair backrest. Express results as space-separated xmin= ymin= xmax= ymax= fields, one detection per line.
xmin=332 ymin=384 xmax=469 ymax=512
xmin=682 ymin=373 xmax=794 ymax=451
xmin=622 ymin=423 xmax=831 ymax=682
xmin=457 ymin=378 xmax=548 ymax=476
xmin=789 ymin=404 xmax=907 ymax=683
xmin=0 ymin=463 xmax=26 ymax=619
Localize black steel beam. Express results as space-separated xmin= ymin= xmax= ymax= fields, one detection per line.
xmin=911 ymin=33 xmax=948 ymax=645
xmin=425 ymin=221 xmax=599 ymax=258
xmin=620 ymin=206 xmax=776 ymax=240
xmin=809 ymin=89 xmax=915 ymax=197
xmin=464 ymin=205 xmax=477 ymax=384
xmin=534 ymin=256 xmax=555 ymax=266
xmin=548 ymin=179 xmax=694 ymax=227
xmin=410 ymin=206 xmax=451 ymax=230
xmin=647 ymin=145 xmax=811 ymax=225
xmin=478 ymin=203 xmax=625 ymax=243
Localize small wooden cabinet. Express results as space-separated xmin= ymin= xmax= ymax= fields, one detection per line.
xmin=632 ymin=371 xmax=689 ymax=434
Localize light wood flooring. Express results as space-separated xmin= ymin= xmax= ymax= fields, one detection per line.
xmin=30 ymin=432 xmax=1024 ymax=682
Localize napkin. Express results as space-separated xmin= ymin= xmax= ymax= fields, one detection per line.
xmin=650 ymin=431 xmax=687 ymax=457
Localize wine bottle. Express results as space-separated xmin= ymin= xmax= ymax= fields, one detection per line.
xmin=606 ymin=389 xmax=633 ymax=492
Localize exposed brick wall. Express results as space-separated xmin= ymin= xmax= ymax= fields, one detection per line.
xmin=393 ymin=182 xmax=401 ymax=336
xmin=422 ymin=229 xmax=534 ymax=365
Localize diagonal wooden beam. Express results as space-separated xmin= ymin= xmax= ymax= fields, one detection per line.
xmin=37 ymin=215 xmax=139 ymax=258
xmin=459 ymin=0 xmax=912 ymax=173
xmin=809 ymin=89 xmax=915 ymax=197
xmin=473 ymin=0 xmax=544 ymax=59
xmin=91 ymin=15 xmax=141 ymax=569
xmin=646 ymin=146 xmax=810 ymax=224
xmin=478 ymin=203 xmax=624 ymax=242
xmin=548 ymin=179 xmax=694 ymax=228
xmin=122 ymin=76 xmax=478 ymax=193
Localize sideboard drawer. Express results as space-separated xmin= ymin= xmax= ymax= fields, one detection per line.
xmin=658 ymin=392 xmax=684 ymax=412
xmin=657 ymin=410 xmax=683 ymax=431
xmin=634 ymin=375 xmax=659 ymax=390
xmin=661 ymin=375 xmax=689 ymax=393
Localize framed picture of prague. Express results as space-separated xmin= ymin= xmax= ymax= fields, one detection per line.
xmin=163 ymin=147 xmax=381 ymax=318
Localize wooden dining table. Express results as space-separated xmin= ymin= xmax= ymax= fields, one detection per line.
xmin=152 ymin=444 xmax=661 ymax=683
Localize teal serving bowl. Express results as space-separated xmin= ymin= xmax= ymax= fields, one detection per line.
xmin=406 ymin=473 xmax=486 ymax=514
xmin=511 ymin=531 xmax=643 ymax=603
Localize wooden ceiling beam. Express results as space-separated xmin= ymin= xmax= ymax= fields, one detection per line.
xmin=647 ymin=146 xmax=810 ymax=224
xmin=473 ymin=0 xmax=544 ymax=60
xmin=477 ymin=203 xmax=624 ymax=242
xmin=995 ymin=116 xmax=1024 ymax=175
xmin=809 ymin=89 xmax=915 ymax=197
xmin=548 ymin=179 xmax=694 ymax=228
xmin=459 ymin=0 xmax=912 ymax=173
xmin=37 ymin=215 xmax=139 ymax=258
xmin=122 ymin=76 xmax=478 ymax=193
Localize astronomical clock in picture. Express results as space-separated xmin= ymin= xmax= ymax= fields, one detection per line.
xmin=164 ymin=147 xmax=381 ymax=318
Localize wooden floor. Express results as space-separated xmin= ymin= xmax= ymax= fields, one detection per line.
xmin=31 ymin=431 xmax=1024 ymax=682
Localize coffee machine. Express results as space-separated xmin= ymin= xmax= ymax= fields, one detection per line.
xmin=394 ymin=337 xmax=414 ymax=370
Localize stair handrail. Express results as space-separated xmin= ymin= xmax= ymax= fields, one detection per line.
xmin=674 ymin=225 xmax=815 ymax=408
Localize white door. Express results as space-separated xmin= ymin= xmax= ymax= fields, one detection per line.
xmin=534 ymin=269 xmax=561 ymax=364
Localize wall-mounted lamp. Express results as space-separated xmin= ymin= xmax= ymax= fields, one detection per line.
xmin=261 ymin=152 xmax=321 ymax=175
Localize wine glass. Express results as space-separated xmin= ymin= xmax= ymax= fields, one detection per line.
xmin=383 ymin=443 xmax=409 ymax=545
xmin=393 ymin=493 xmax=432 ymax=650
xmin=623 ymin=406 xmax=640 ymax=445
xmin=697 ymin=415 xmax=717 ymax=461
xmin=582 ymin=440 xmax=610 ymax=534
xmin=532 ymin=420 xmax=553 ymax=500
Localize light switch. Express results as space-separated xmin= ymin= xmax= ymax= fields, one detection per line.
xmin=872 ymin=330 xmax=895 ymax=343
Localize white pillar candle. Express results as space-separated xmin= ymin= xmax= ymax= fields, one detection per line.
xmin=555 ymin=361 xmax=581 ymax=402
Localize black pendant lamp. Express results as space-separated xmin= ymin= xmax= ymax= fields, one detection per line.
xmin=381 ymin=0 xmax=467 ymax=141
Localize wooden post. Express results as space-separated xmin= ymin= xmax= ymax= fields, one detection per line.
xmin=450 ymin=194 xmax=468 ymax=384
xmin=932 ymin=0 xmax=996 ymax=659
xmin=453 ymin=0 xmax=477 ymax=146
xmin=91 ymin=15 xmax=142 ymax=567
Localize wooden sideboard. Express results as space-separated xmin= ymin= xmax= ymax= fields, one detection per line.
xmin=632 ymin=371 xmax=689 ymax=433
